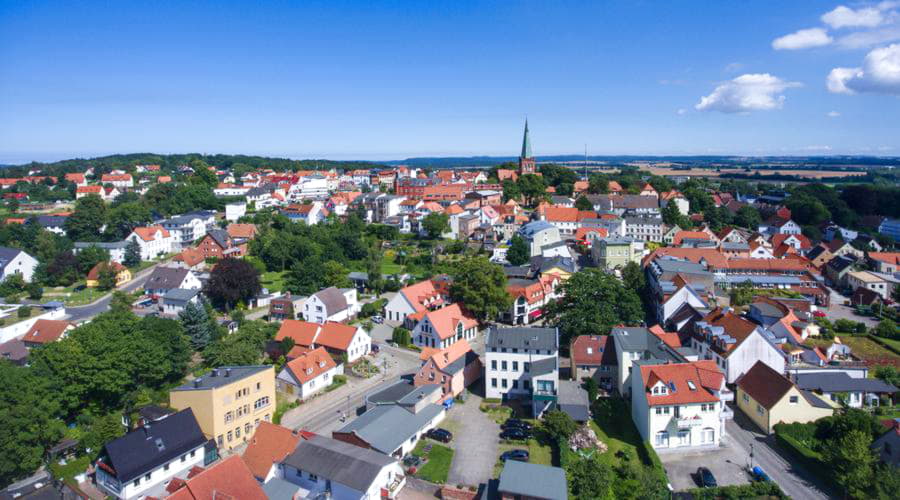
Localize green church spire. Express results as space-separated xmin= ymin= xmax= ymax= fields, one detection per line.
xmin=520 ymin=119 xmax=532 ymax=159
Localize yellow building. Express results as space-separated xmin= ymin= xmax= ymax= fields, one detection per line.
xmin=86 ymin=261 xmax=132 ymax=288
xmin=169 ymin=365 xmax=276 ymax=451
xmin=735 ymin=361 xmax=833 ymax=434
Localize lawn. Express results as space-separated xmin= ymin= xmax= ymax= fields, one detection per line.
xmin=40 ymin=283 xmax=109 ymax=306
xmin=411 ymin=441 xmax=454 ymax=484
xmin=839 ymin=335 xmax=900 ymax=366
xmin=260 ymin=271 xmax=287 ymax=293
xmin=494 ymin=438 xmax=553 ymax=478
xmin=380 ymin=252 xmax=404 ymax=275
xmin=590 ymin=398 xmax=653 ymax=467
xmin=49 ymin=455 xmax=92 ymax=482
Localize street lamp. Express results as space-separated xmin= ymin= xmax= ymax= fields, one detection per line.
xmin=749 ymin=442 xmax=754 ymax=470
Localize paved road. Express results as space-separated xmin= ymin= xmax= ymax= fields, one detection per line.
xmin=725 ymin=411 xmax=834 ymax=500
xmin=446 ymin=392 xmax=499 ymax=488
xmin=63 ymin=263 xmax=165 ymax=322
xmin=279 ymin=344 xmax=421 ymax=434
xmin=825 ymin=288 xmax=880 ymax=327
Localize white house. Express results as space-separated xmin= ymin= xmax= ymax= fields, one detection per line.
xmin=276 ymin=347 xmax=343 ymax=401
xmin=143 ymin=266 xmax=202 ymax=296
xmin=225 ymin=201 xmax=247 ymax=222
xmin=631 ymin=360 xmax=728 ymax=452
xmin=159 ymin=210 xmax=216 ymax=248
xmin=286 ymin=201 xmax=329 ymax=225
xmin=277 ymin=435 xmax=406 ymax=500
xmin=0 ymin=247 xmax=38 ymax=283
xmin=302 ymin=287 xmax=359 ymax=324
xmin=690 ymin=308 xmax=786 ymax=384
xmin=384 ymin=278 xmax=448 ymax=324
xmin=658 ymin=285 xmax=708 ymax=325
xmin=94 ymin=409 xmax=207 ymax=500
xmin=411 ymin=303 xmax=478 ymax=350
xmin=294 ymin=175 xmax=329 ymax=199
xmin=74 ymin=241 xmax=129 ymax=265
xmin=126 ymin=226 xmax=174 ymax=260
xmin=518 ymin=221 xmax=562 ymax=257
xmin=484 ymin=326 xmax=559 ymax=417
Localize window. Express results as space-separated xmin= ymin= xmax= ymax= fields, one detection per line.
xmin=224 ymin=411 xmax=233 ymax=424
xmin=264 ymin=414 xmax=271 ymax=422
xmin=190 ymin=450 xmax=196 ymax=458
xmin=134 ymin=478 xmax=141 ymax=487
xmin=655 ymin=407 xmax=662 ymax=415
xmin=145 ymin=473 xmax=151 ymax=481
xmin=756 ymin=404 xmax=765 ymax=416
xmin=235 ymin=391 xmax=241 ymax=400
xmin=789 ymin=395 xmax=799 ymax=405
xmin=164 ymin=462 xmax=170 ymax=471
xmin=512 ymin=380 xmax=518 ymax=389
xmin=491 ymin=378 xmax=497 ymax=388
xmin=501 ymin=361 xmax=507 ymax=371
xmin=235 ymin=427 xmax=241 ymax=439
xmin=742 ymin=393 xmax=750 ymax=403
xmin=255 ymin=396 xmax=270 ymax=410
xmin=296 ymin=469 xmax=303 ymax=478
xmin=227 ymin=432 xmax=233 ymax=442
xmin=181 ymin=453 xmax=187 ymax=462
xmin=512 ymin=361 xmax=519 ymax=371
xmin=309 ymin=474 xmax=318 ymax=482
xmin=501 ymin=379 xmax=508 ymax=388
xmin=491 ymin=360 xmax=497 ymax=370
xmin=702 ymin=428 xmax=715 ymax=444
xmin=217 ymin=435 xmax=223 ymax=446
xmin=523 ymin=362 xmax=530 ymax=373
xmin=512 ymin=348 xmax=518 ymax=353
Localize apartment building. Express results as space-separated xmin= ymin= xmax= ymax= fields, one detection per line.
xmin=484 ymin=326 xmax=559 ymax=417
xmin=169 ymin=365 xmax=276 ymax=451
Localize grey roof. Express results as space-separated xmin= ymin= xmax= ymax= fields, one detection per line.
xmin=163 ymin=288 xmax=200 ymax=302
xmin=366 ymin=379 xmax=417 ymax=405
xmin=806 ymin=245 xmax=829 ymax=260
xmin=624 ymin=215 xmax=663 ymax=225
xmin=33 ymin=215 xmax=67 ymax=228
xmin=497 ymin=461 xmax=567 ymax=500
xmin=611 ymin=327 xmax=683 ymax=363
xmin=535 ymin=256 xmax=577 ymax=274
xmin=722 ymin=242 xmax=750 ymax=250
xmin=794 ymin=372 xmax=897 ymax=394
xmin=336 ymin=403 xmax=445 ymax=454
xmin=827 ymin=255 xmax=856 ymax=273
xmin=75 ymin=240 xmax=129 ymax=249
xmin=486 ymin=326 xmax=558 ymax=351
xmin=613 ymin=195 xmax=660 ymax=210
xmin=313 ymin=286 xmax=349 ymax=314
xmin=144 ymin=266 xmax=190 ymax=291
xmin=205 ymin=228 xmax=231 ymax=249
xmin=348 ymin=271 xmax=369 ymax=281
xmin=0 ymin=247 xmax=25 ymax=273
xmin=171 ymin=366 xmax=271 ymax=392
xmin=0 ymin=338 xmax=28 ymax=363
xmin=557 ymin=380 xmax=590 ymax=422
xmin=444 ymin=350 xmax=479 ymax=375
xmin=750 ymin=301 xmax=784 ymax=318
xmin=101 ymin=409 xmax=206 ymax=483
xmin=722 ymin=275 xmax=802 ymax=285
xmin=397 ymin=384 xmax=442 ymax=406
xmin=261 ymin=477 xmax=299 ymax=500
xmin=799 ymin=389 xmax=833 ymax=409
xmin=550 ymin=195 xmax=573 ymax=204
xmin=282 ymin=435 xmax=396 ymax=493
xmin=530 ymin=357 xmax=558 ymax=377
xmin=503 ymin=265 xmax=533 ymax=279
xmin=519 ymin=220 xmax=555 ymax=238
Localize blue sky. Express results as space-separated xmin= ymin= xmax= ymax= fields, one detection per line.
xmin=1 ymin=1 xmax=899 ymax=163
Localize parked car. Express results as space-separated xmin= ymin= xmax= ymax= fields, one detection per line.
xmin=696 ymin=467 xmax=717 ymax=488
xmin=813 ymin=310 xmax=827 ymax=318
xmin=370 ymin=343 xmax=380 ymax=353
xmin=502 ymin=418 xmax=533 ymax=431
xmin=500 ymin=428 xmax=531 ymax=441
xmin=426 ymin=428 xmax=453 ymax=443
xmin=500 ymin=449 xmax=530 ymax=462
xmin=402 ymin=455 xmax=422 ymax=467
xmin=751 ymin=466 xmax=770 ymax=482
xmin=371 ymin=315 xmax=384 ymax=324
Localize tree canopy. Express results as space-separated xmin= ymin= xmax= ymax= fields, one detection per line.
xmin=204 ymin=258 xmax=262 ymax=310
xmin=449 ymin=257 xmax=511 ymax=322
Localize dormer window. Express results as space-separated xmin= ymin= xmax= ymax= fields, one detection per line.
xmin=687 ymin=380 xmax=697 ymax=391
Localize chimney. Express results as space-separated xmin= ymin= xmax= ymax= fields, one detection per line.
xmin=193 ymin=378 xmax=202 ymax=388
xmin=224 ymin=368 xmax=231 ymax=377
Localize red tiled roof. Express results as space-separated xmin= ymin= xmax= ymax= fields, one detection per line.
xmin=133 ymin=225 xmax=170 ymax=241
xmin=226 ymin=223 xmax=257 ymax=239
xmin=544 ymin=206 xmax=579 ymax=222
xmin=869 ymin=252 xmax=900 ymax=266
xmin=101 ymin=174 xmax=132 ymax=182
xmin=165 ymin=456 xmax=266 ymax=500
xmin=275 ymin=320 xmax=321 ymax=347
xmin=648 ymin=324 xmax=682 ymax=348
xmin=399 ymin=279 xmax=444 ymax=313
xmin=314 ymin=322 xmax=360 ymax=351
xmin=86 ymin=261 xmax=127 ymax=281
xmin=422 ymin=303 xmax=478 ymax=340
xmin=571 ymin=335 xmax=609 ymax=366
xmin=673 ymin=231 xmax=712 ymax=246
xmin=242 ymin=423 xmax=312 ymax=480
xmin=640 ymin=360 xmax=723 ymax=406
xmin=575 ymin=227 xmax=609 ymax=241
xmin=419 ymin=339 xmax=473 ymax=371
xmin=77 ymin=185 xmax=102 ymax=194
xmin=174 ymin=248 xmax=204 ymax=267
xmin=22 ymin=319 xmax=72 ymax=345
xmin=772 ymin=233 xmax=811 ymax=250
xmin=284 ymin=347 xmax=337 ymax=385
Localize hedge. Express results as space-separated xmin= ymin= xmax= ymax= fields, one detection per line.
xmin=773 ymin=425 xmax=840 ymax=493
xmin=687 ymin=481 xmax=787 ymax=499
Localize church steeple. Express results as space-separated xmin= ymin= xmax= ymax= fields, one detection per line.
xmin=521 ymin=119 xmax=533 ymax=159
xmin=518 ymin=119 xmax=536 ymax=174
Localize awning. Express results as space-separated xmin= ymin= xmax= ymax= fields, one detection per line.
xmin=529 ymin=309 xmax=543 ymax=319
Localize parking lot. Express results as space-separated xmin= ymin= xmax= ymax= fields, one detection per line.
xmin=658 ymin=442 xmax=752 ymax=491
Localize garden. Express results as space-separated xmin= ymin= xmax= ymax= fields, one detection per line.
xmin=409 ymin=440 xmax=454 ymax=484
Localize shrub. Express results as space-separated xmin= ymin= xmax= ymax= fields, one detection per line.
xmin=17 ymin=306 xmax=31 ymax=319
xmin=391 ymin=327 xmax=411 ymax=346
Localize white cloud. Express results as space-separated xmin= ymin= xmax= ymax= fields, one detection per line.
xmin=676 ymin=108 xmax=687 ymax=115
xmin=878 ymin=145 xmax=895 ymax=151
xmin=724 ymin=62 xmax=744 ymax=73
xmin=772 ymin=28 xmax=833 ymax=50
xmin=827 ymin=43 xmax=900 ymax=95
xmin=827 ymin=110 xmax=841 ymax=117
xmin=803 ymin=145 xmax=833 ymax=151
xmin=835 ymin=26 xmax=900 ymax=48
xmin=695 ymin=73 xmax=802 ymax=113
xmin=822 ymin=5 xmax=885 ymax=28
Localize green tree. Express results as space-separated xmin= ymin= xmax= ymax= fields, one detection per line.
xmin=620 ymin=261 xmax=645 ymax=293
xmin=506 ymin=234 xmax=530 ymax=266
xmin=391 ymin=327 xmax=411 ymax=346
xmin=97 ymin=264 xmax=118 ymax=291
xmin=588 ymin=173 xmax=610 ymax=194
xmin=544 ymin=269 xmax=643 ymax=345
xmin=64 ymin=195 xmax=107 ymax=241
xmin=542 ymin=410 xmax=577 ymax=440
xmin=77 ymin=245 xmax=110 ymax=276
xmin=105 ymin=202 xmax=152 ymax=240
xmin=179 ymin=301 xmax=215 ymax=350
xmin=502 ymin=178 xmax=522 ymax=202
xmin=26 ymin=281 xmax=43 ymax=300
xmin=323 ymin=260 xmax=351 ymax=288
xmin=874 ymin=366 xmax=900 ymax=387
xmin=0 ymin=363 xmax=66 ymax=486
xmin=81 ymin=413 xmax=125 ymax=454
xmin=574 ymin=196 xmax=593 ymax=211
xmin=204 ymin=258 xmax=261 ymax=310
xmin=661 ymin=202 xmax=689 ymax=229
xmin=421 ymin=212 xmax=450 ymax=239
xmin=517 ymin=174 xmax=549 ymax=206
xmin=734 ymin=205 xmax=762 ymax=230
xmin=123 ymin=239 xmax=141 ymax=267
xmin=449 ymin=257 xmax=512 ymax=322
xmin=567 ymin=455 xmax=615 ymax=499
xmin=279 ymin=336 xmax=295 ymax=356
xmin=190 ymin=158 xmax=218 ymax=187
xmin=822 ymin=429 xmax=875 ymax=499
xmin=872 ymin=319 xmax=899 ymax=340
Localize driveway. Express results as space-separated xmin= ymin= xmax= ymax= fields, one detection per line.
xmin=659 ymin=442 xmax=750 ymax=491
xmin=446 ymin=391 xmax=500 ymax=488
xmin=825 ymin=288 xmax=880 ymax=328
xmin=725 ymin=410 xmax=833 ymax=500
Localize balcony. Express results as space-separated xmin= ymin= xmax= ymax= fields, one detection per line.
xmin=532 ymin=388 xmax=557 ymax=402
